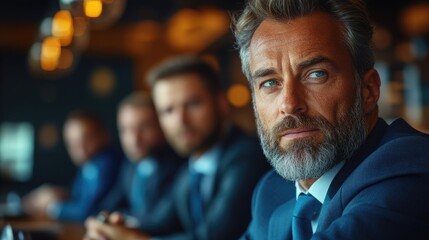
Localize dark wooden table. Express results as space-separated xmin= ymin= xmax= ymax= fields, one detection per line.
xmin=0 ymin=217 xmax=85 ymax=240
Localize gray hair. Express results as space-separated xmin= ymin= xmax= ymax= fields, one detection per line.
xmin=233 ymin=0 xmax=374 ymax=84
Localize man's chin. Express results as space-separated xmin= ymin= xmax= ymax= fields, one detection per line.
xmin=277 ymin=137 xmax=322 ymax=153
xmin=174 ymin=145 xmax=193 ymax=157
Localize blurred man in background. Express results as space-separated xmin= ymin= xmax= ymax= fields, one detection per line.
xmin=84 ymin=56 xmax=270 ymax=240
xmin=98 ymin=92 xmax=183 ymax=227
xmin=23 ymin=111 xmax=122 ymax=222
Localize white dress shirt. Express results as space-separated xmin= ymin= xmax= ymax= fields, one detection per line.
xmin=295 ymin=161 xmax=345 ymax=232
xmin=189 ymin=145 xmax=221 ymax=203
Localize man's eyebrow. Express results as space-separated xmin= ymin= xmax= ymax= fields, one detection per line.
xmin=297 ymin=56 xmax=335 ymax=70
xmin=251 ymin=68 xmax=277 ymax=82
xmin=250 ymin=57 xmax=335 ymax=82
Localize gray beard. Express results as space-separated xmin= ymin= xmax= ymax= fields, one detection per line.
xmin=255 ymin=95 xmax=367 ymax=181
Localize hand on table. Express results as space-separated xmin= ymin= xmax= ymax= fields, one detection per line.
xmin=84 ymin=212 xmax=150 ymax=240
xmin=22 ymin=184 xmax=68 ymax=219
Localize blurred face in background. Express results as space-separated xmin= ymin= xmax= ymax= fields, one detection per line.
xmin=152 ymin=73 xmax=222 ymax=157
xmin=63 ymin=118 xmax=107 ymax=166
xmin=118 ymin=104 xmax=165 ymax=162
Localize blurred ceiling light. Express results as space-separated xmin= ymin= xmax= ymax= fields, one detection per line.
xmin=88 ymin=0 xmax=127 ymax=29
xmin=401 ymin=3 xmax=429 ymax=36
xmin=167 ymin=8 xmax=230 ymax=52
xmin=90 ymin=67 xmax=116 ymax=97
xmin=84 ymin=0 xmax=103 ymax=18
xmin=227 ymin=84 xmax=251 ymax=108
xmin=41 ymin=37 xmax=62 ymax=71
xmin=125 ymin=21 xmax=161 ymax=54
xmin=52 ymin=10 xmax=74 ymax=46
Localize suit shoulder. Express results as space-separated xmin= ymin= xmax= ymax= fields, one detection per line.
xmin=254 ymin=170 xmax=295 ymax=203
xmin=374 ymin=119 xmax=429 ymax=167
xmin=383 ymin=118 xmax=429 ymax=143
xmin=222 ymin=127 xmax=263 ymax=157
xmin=245 ymin=170 xmax=295 ymax=239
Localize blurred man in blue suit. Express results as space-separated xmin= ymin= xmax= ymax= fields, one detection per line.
xmin=23 ymin=111 xmax=122 ymax=222
xmin=233 ymin=0 xmax=429 ymax=239
xmin=84 ymin=56 xmax=270 ymax=240
xmin=98 ymin=92 xmax=183 ymax=226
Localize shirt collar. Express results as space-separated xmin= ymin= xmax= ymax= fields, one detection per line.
xmin=189 ymin=144 xmax=221 ymax=175
xmin=295 ymin=161 xmax=345 ymax=204
xmin=137 ymin=156 xmax=157 ymax=176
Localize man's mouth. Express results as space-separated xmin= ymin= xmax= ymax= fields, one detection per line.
xmin=279 ymin=128 xmax=319 ymax=140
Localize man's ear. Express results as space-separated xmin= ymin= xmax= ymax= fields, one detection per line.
xmin=361 ymin=68 xmax=380 ymax=115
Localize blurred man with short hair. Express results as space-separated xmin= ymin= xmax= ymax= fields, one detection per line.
xmin=98 ymin=93 xmax=183 ymax=226
xmin=24 ymin=111 xmax=122 ymax=222
xmin=84 ymin=56 xmax=270 ymax=240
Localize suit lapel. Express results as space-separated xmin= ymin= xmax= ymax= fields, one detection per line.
xmin=268 ymin=199 xmax=295 ymax=240
xmin=318 ymin=119 xmax=388 ymax=229
xmin=143 ymin=171 xmax=157 ymax=210
xmin=125 ymin=162 xmax=136 ymax=199
xmin=176 ymin=169 xmax=195 ymax=228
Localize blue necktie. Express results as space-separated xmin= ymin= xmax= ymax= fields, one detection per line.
xmin=189 ymin=169 xmax=204 ymax=226
xmin=130 ymin=170 xmax=148 ymax=214
xmin=292 ymin=193 xmax=321 ymax=240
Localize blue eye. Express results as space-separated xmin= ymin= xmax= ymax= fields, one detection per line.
xmin=262 ymin=80 xmax=278 ymax=88
xmin=308 ymin=70 xmax=326 ymax=78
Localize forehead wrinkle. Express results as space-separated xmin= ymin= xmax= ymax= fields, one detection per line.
xmin=250 ymin=15 xmax=346 ymax=72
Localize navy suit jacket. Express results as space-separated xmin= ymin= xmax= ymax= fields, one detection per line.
xmin=140 ymin=126 xmax=270 ymax=240
xmin=242 ymin=118 xmax=429 ymax=240
xmin=99 ymin=145 xmax=184 ymax=224
xmin=55 ymin=146 xmax=123 ymax=222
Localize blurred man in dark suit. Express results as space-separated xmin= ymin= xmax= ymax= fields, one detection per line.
xmin=23 ymin=111 xmax=122 ymax=222
xmin=84 ymin=56 xmax=270 ymax=240
xmin=98 ymin=92 xmax=183 ymax=227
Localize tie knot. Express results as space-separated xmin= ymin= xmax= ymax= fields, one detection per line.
xmin=293 ymin=194 xmax=321 ymax=220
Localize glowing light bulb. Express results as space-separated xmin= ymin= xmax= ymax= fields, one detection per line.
xmin=52 ymin=10 xmax=74 ymax=46
xmin=41 ymin=37 xmax=61 ymax=71
xmin=227 ymin=84 xmax=251 ymax=108
xmin=84 ymin=0 xmax=103 ymax=18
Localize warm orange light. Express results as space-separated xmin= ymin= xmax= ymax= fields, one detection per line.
xmin=166 ymin=8 xmax=230 ymax=52
xmin=90 ymin=67 xmax=116 ymax=97
xmin=84 ymin=0 xmax=103 ymax=18
xmin=52 ymin=10 xmax=74 ymax=46
xmin=227 ymin=84 xmax=251 ymax=108
xmin=41 ymin=37 xmax=61 ymax=71
xmin=401 ymin=3 xmax=429 ymax=36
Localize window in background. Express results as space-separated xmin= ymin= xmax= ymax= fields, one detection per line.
xmin=0 ymin=122 xmax=34 ymax=182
